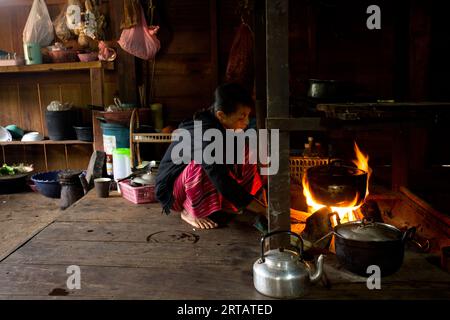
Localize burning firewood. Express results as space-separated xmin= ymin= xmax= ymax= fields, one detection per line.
xmin=360 ymin=199 xmax=383 ymax=222
xmin=301 ymin=207 xmax=334 ymax=250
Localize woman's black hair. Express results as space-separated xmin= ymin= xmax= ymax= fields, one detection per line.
xmin=209 ymin=83 xmax=254 ymax=115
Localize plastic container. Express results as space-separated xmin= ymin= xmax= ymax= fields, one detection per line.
xmin=101 ymin=122 xmax=130 ymax=177
xmin=31 ymin=170 xmax=62 ymax=198
xmin=101 ymin=122 xmax=130 ymax=149
xmin=0 ymin=174 xmax=28 ymax=194
xmin=119 ymin=180 xmax=156 ymax=204
xmin=74 ymin=126 xmax=93 ymax=142
xmin=46 ymin=110 xmax=76 ymax=140
xmin=48 ymin=50 xmax=78 ymax=63
xmin=113 ymin=148 xmax=132 ymax=182
xmin=289 ymin=156 xmax=330 ymax=185
xmin=77 ymin=52 xmax=98 ymax=62
xmin=150 ymin=103 xmax=163 ymax=130
xmin=5 ymin=125 xmax=24 ymax=140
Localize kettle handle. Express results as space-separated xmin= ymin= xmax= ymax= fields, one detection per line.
xmin=260 ymin=230 xmax=304 ymax=263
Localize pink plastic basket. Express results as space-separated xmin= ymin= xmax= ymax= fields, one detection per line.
xmin=119 ymin=180 xmax=156 ymax=204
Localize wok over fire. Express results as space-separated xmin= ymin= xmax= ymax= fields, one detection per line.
xmin=302 ymin=142 xmax=371 ymax=225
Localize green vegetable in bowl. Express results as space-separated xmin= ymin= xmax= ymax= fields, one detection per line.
xmin=0 ymin=164 xmax=33 ymax=176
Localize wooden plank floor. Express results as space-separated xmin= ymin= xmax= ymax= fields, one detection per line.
xmin=0 ymin=191 xmax=449 ymax=299
xmin=0 ymin=191 xmax=267 ymax=299
xmin=0 ymin=192 xmax=60 ymax=261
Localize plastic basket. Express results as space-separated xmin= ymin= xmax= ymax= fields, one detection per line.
xmin=289 ymin=156 xmax=330 ymax=185
xmin=118 ymin=179 xmax=156 ymax=204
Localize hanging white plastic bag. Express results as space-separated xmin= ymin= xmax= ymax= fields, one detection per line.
xmin=23 ymin=0 xmax=54 ymax=46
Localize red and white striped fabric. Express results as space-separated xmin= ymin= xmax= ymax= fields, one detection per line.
xmin=172 ymin=159 xmax=263 ymax=218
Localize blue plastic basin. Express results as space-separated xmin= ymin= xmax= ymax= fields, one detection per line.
xmin=31 ymin=170 xmax=62 ymax=199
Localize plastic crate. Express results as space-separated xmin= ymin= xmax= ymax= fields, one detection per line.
xmin=289 ymin=156 xmax=330 ymax=185
xmin=118 ymin=179 xmax=157 ymax=204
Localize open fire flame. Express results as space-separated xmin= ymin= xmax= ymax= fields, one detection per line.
xmin=302 ymin=142 xmax=372 ymax=226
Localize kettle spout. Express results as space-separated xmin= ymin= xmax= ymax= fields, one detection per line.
xmin=309 ymin=254 xmax=325 ymax=283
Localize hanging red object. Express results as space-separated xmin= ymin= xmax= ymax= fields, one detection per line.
xmin=118 ymin=3 xmax=160 ymax=60
xmin=225 ymin=22 xmax=254 ymax=93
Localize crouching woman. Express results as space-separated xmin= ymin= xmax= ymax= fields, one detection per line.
xmin=155 ymin=83 xmax=267 ymax=229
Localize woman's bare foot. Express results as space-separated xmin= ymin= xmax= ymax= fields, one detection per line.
xmin=181 ymin=210 xmax=218 ymax=229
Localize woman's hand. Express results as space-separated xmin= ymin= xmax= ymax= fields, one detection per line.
xmin=246 ymin=198 xmax=267 ymax=216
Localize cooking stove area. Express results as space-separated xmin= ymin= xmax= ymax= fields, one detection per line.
xmin=279 ymin=136 xmax=450 ymax=294
xmin=260 ymin=98 xmax=450 ymax=298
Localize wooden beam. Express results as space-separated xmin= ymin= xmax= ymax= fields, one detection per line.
xmin=306 ymin=1 xmax=317 ymax=76
xmin=409 ymin=0 xmax=431 ymax=100
xmin=209 ymin=0 xmax=219 ymax=89
xmin=254 ymin=0 xmax=267 ymax=129
xmin=266 ymin=117 xmax=325 ymax=131
xmin=90 ymin=68 xmax=105 ymax=107
xmin=393 ymin=0 xmax=410 ymax=100
xmin=266 ymin=0 xmax=290 ymax=244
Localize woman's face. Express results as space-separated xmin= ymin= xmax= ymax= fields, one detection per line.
xmin=216 ymin=104 xmax=252 ymax=130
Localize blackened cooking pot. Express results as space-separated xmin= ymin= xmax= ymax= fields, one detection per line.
xmin=305 ymin=160 xmax=367 ymax=207
xmin=333 ymin=218 xmax=415 ymax=276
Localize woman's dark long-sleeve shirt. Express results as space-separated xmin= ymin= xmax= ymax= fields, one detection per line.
xmin=155 ymin=109 xmax=254 ymax=214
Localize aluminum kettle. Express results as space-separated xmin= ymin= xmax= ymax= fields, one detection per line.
xmin=253 ymin=231 xmax=324 ymax=299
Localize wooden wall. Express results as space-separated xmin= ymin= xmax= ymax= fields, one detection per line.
xmin=289 ymin=0 xmax=399 ymax=101
xmin=146 ymin=0 xmax=243 ymax=124
xmin=150 ymin=0 xmax=216 ymax=124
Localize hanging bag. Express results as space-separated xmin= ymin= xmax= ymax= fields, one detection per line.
xmin=23 ymin=0 xmax=55 ymax=46
xmin=225 ymin=22 xmax=254 ymax=93
xmin=117 ymin=1 xmax=160 ymax=60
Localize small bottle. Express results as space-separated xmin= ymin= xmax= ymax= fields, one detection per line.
xmin=315 ymin=143 xmax=322 ymax=157
xmin=303 ymin=137 xmax=315 ymax=157
xmin=106 ymin=154 xmax=113 ymax=177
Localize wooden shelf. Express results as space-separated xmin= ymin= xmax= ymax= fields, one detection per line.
xmin=0 ymin=140 xmax=93 ymax=146
xmin=0 ymin=0 xmax=66 ymax=7
xmin=0 ymin=61 xmax=114 ymax=74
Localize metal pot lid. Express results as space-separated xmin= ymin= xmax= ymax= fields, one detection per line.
xmin=263 ymin=248 xmax=302 ymax=270
xmin=335 ymin=220 xmax=402 ymax=242
xmin=132 ymin=173 xmax=155 ymax=185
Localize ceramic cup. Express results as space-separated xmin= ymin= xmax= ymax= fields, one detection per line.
xmin=94 ymin=177 xmax=112 ymax=198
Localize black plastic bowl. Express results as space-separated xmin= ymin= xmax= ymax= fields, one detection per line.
xmin=31 ymin=170 xmax=62 ymax=198
xmin=74 ymin=126 xmax=93 ymax=142
xmin=0 ymin=174 xmax=29 ymax=194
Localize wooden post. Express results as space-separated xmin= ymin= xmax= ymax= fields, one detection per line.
xmin=43 ymin=144 xmax=48 ymax=172
xmin=306 ymin=2 xmax=317 ymax=77
xmin=409 ymin=0 xmax=431 ymax=100
xmin=254 ymin=0 xmax=266 ymax=129
xmin=266 ymin=0 xmax=290 ymax=245
xmin=92 ymin=110 xmax=104 ymax=152
xmin=393 ymin=0 xmax=409 ymax=100
xmin=90 ymin=67 xmax=104 ymax=107
xmin=210 ymin=0 xmax=219 ymax=90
